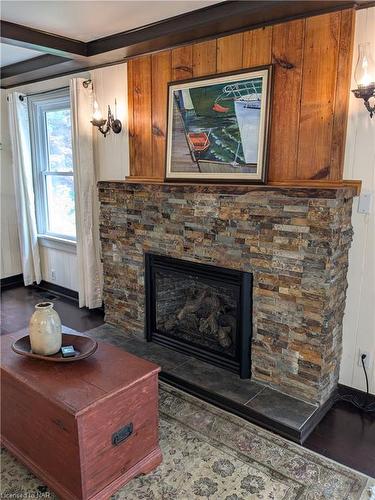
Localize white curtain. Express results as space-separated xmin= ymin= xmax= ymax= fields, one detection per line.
xmin=70 ymin=78 xmax=102 ymax=309
xmin=7 ymin=92 xmax=41 ymax=286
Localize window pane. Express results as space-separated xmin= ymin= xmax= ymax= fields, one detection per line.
xmin=46 ymin=108 xmax=73 ymax=172
xmin=46 ymin=175 xmax=76 ymax=238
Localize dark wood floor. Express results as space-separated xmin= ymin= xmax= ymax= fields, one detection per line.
xmin=1 ymin=285 xmax=104 ymax=335
xmin=1 ymin=285 xmax=374 ymax=477
xmin=304 ymin=399 xmax=375 ymax=477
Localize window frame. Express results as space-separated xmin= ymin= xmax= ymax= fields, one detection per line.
xmin=28 ymin=87 xmax=76 ymax=243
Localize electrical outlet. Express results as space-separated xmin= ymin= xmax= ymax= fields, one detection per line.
xmin=51 ymin=270 xmax=56 ymax=281
xmin=358 ymin=350 xmax=371 ymax=370
xmin=357 ymin=191 xmax=372 ymax=215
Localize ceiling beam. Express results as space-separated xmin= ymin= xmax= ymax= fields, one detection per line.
xmin=1 ymin=54 xmax=70 ymax=79
xmin=1 ymin=20 xmax=87 ymax=57
xmin=87 ymin=0 xmax=363 ymax=57
xmin=1 ymin=0 xmax=374 ymax=88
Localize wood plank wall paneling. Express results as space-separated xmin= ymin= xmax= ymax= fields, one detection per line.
xmin=127 ymin=58 xmax=135 ymax=174
xmin=243 ymin=27 xmax=273 ymax=67
xmin=127 ymin=8 xmax=355 ymax=183
xmin=268 ymin=19 xmax=305 ymax=181
xmin=128 ymin=56 xmax=152 ymax=176
xmin=297 ymin=12 xmax=341 ymax=180
xmin=217 ymin=33 xmax=243 ymax=72
xmin=171 ymin=46 xmax=193 ymax=80
xmin=193 ymin=40 xmax=217 ymax=77
xmin=151 ymin=51 xmax=171 ymax=179
xmin=330 ymin=8 xmax=356 ymax=180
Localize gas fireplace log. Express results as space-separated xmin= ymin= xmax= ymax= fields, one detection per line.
xmin=199 ymin=311 xmax=219 ymax=336
xmin=202 ymin=294 xmax=221 ymax=312
xmin=218 ymin=314 xmax=236 ymax=334
xmin=218 ymin=325 xmax=232 ymax=348
xmin=177 ymin=289 xmax=208 ymax=321
xmin=163 ymin=288 xmax=236 ymax=351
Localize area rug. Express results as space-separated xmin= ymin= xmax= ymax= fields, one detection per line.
xmin=1 ymin=383 xmax=373 ymax=500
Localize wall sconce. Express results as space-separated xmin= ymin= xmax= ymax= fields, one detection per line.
xmin=91 ymin=98 xmax=122 ymax=137
xmin=352 ymin=42 xmax=375 ymax=118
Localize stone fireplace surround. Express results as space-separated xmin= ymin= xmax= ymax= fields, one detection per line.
xmin=98 ymin=182 xmax=356 ymax=406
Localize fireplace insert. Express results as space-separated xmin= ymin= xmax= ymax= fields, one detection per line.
xmin=145 ymin=253 xmax=252 ymax=378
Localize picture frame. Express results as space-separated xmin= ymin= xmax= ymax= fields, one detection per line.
xmin=165 ymin=65 xmax=272 ymax=183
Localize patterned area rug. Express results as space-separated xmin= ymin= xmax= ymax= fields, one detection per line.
xmin=1 ymin=383 xmax=374 ymax=499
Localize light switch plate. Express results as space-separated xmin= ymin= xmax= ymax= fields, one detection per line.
xmin=357 ymin=191 xmax=372 ymax=215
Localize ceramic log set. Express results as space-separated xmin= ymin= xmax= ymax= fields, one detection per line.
xmin=29 ymin=302 xmax=62 ymax=355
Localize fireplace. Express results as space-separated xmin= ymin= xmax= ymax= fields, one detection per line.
xmin=145 ymin=253 xmax=252 ymax=378
xmin=99 ymin=182 xmax=356 ymax=404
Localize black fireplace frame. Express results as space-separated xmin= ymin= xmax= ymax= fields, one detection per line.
xmin=145 ymin=253 xmax=252 ymax=378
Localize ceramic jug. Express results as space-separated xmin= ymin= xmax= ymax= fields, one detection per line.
xmin=29 ymin=302 xmax=62 ymax=355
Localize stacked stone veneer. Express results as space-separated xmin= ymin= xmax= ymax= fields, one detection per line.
xmin=98 ymin=182 xmax=356 ymax=405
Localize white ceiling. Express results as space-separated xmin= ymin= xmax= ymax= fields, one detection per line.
xmin=0 ymin=43 xmax=44 ymax=67
xmin=1 ymin=1 xmax=221 ymax=42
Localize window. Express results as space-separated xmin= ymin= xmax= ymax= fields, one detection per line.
xmin=29 ymin=88 xmax=76 ymax=241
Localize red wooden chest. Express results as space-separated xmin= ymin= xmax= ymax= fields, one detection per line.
xmin=1 ymin=331 xmax=162 ymax=500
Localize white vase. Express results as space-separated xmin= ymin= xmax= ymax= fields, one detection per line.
xmin=29 ymin=302 xmax=62 ymax=355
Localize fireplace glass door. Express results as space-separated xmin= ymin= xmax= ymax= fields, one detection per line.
xmin=145 ymin=253 xmax=252 ymax=378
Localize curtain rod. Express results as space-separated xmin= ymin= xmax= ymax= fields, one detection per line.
xmin=25 ymin=80 xmax=91 ymax=98
xmin=21 ymin=85 xmax=70 ymax=99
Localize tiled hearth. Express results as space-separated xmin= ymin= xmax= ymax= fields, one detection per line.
xmin=88 ymin=323 xmax=318 ymax=442
xmin=98 ymin=182 xmax=356 ymax=439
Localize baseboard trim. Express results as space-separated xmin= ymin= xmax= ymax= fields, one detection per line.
xmin=338 ymin=383 xmax=375 ymax=403
xmin=35 ymin=281 xmax=104 ymax=314
xmin=36 ymin=281 xmax=79 ymax=302
xmin=1 ymin=273 xmax=24 ymax=290
xmin=2 ymin=278 xmax=104 ymax=314
xmin=0 ymin=275 xmax=80 ymax=302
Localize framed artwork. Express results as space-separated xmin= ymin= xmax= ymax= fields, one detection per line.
xmin=165 ymin=66 xmax=272 ymax=183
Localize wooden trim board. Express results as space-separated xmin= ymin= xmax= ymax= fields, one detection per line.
xmin=123 ymin=177 xmax=362 ymax=195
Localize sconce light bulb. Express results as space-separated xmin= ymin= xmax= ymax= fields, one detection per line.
xmin=92 ymin=100 xmax=103 ymax=121
xmin=355 ymin=43 xmax=375 ymax=88
xmin=361 ymin=63 xmax=371 ymax=87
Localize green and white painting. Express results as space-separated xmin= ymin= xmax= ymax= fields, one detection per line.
xmin=166 ymin=67 xmax=271 ymax=182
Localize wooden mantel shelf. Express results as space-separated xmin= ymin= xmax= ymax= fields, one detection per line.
xmin=115 ymin=177 xmax=362 ymax=196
